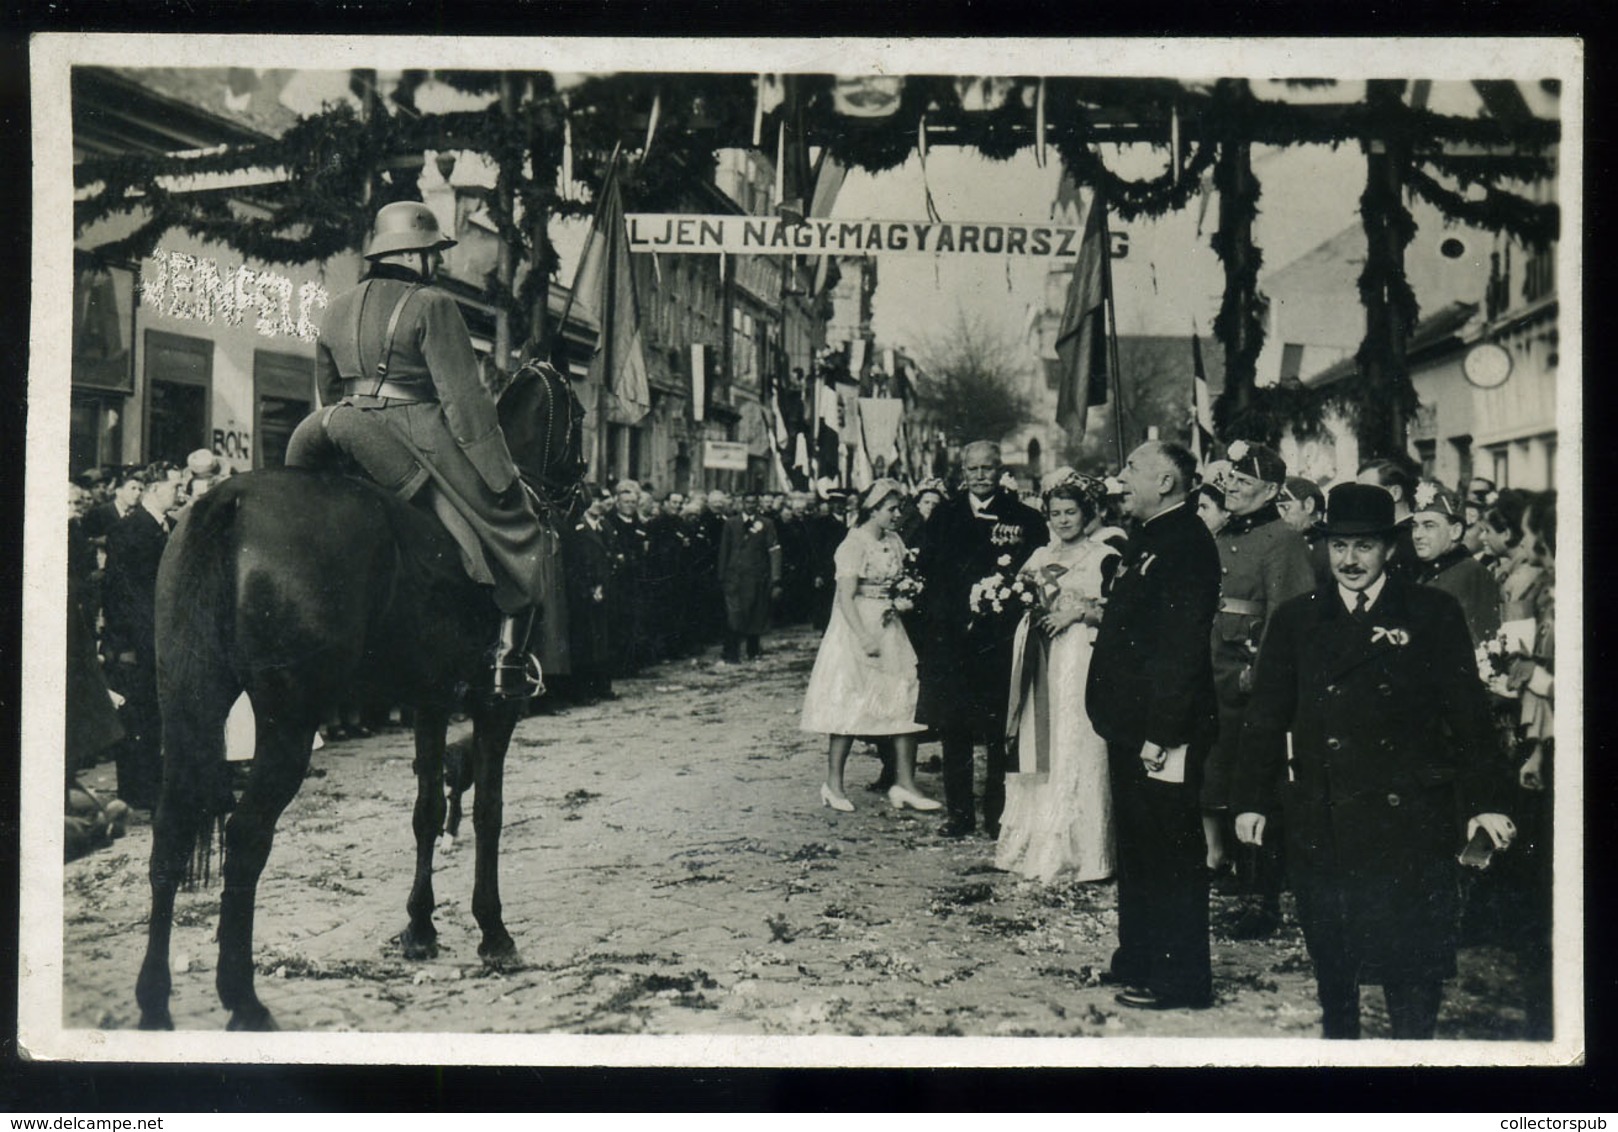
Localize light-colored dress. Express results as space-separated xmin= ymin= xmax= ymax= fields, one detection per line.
xmin=995 ymin=534 xmax=1118 ymax=882
xmin=799 ymin=527 xmax=925 ymax=736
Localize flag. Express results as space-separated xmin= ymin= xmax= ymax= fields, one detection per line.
xmin=690 ymin=344 xmax=707 ymax=423
xmin=1190 ymin=327 xmax=1215 ymax=464
xmin=1053 ymin=192 xmax=1110 ymax=437
xmin=816 ymin=368 xmax=842 ymax=480
xmin=571 ymin=163 xmax=650 ymax=425
xmin=775 ymin=74 xmax=813 ymax=226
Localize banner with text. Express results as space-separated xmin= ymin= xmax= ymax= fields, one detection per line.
xmin=626 ymin=214 xmax=1088 ymax=258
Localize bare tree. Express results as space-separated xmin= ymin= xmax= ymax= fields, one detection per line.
xmin=913 ymin=309 xmax=1035 ymax=446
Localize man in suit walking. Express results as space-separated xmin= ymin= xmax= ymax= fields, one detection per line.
xmin=1087 ymin=440 xmax=1221 ymax=1010
xmin=101 ymin=469 xmax=180 ymax=810
xmin=1233 ymin=482 xmax=1515 ymax=1038
xmin=914 ymin=440 xmax=1047 ymax=839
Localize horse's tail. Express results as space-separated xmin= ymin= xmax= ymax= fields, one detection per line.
xmin=155 ymin=486 xmax=245 ymax=886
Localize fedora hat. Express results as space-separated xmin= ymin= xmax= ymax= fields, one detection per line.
xmin=1322 ymin=482 xmax=1397 ymax=536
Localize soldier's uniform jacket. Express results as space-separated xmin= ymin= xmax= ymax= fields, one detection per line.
xmin=1203 ymin=502 xmax=1316 ymax=808
xmin=1231 ymin=577 xmax=1508 ymax=983
xmin=1416 ymin=545 xmax=1502 ymax=648
xmin=913 ymin=487 xmax=1049 ymax=736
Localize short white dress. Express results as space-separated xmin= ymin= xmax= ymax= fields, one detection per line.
xmin=799 ymin=527 xmax=925 ymax=736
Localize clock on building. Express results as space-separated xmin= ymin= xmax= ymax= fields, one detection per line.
xmin=1462 ymin=342 xmax=1513 ymax=389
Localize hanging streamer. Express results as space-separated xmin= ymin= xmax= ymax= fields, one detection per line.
xmin=1171 ymin=103 xmax=1181 ymax=185
xmin=643 ymin=92 xmax=661 ymax=159
xmin=1035 ymin=79 xmax=1047 ymax=169
xmin=775 ymin=121 xmax=786 ymax=206
xmin=561 ymin=114 xmax=574 ymax=201
xmin=753 ymin=74 xmax=768 ymax=147
xmin=916 ymin=113 xmax=943 ymax=224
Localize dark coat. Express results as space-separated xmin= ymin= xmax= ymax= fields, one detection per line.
xmin=718 ymin=514 xmax=781 ymax=635
xmin=313 ymin=266 xmax=544 ymax=611
xmin=913 ymin=488 xmax=1048 ymax=736
xmin=1417 ymin=546 xmax=1502 ymax=647
xmin=101 ymin=506 xmax=168 ymax=662
xmin=1231 ymin=577 xmax=1507 ymax=984
xmin=563 ymin=518 xmax=613 ymax=671
xmin=603 ymin=511 xmax=648 ymax=673
xmin=1204 ymin=505 xmax=1317 ymax=809
xmin=1086 ymin=501 xmax=1221 ymax=764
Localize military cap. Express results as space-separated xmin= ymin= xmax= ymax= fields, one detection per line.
xmin=1223 ymin=439 xmax=1287 ymax=485
xmin=1410 ymin=479 xmax=1464 ymax=521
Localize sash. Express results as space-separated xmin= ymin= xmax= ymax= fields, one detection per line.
xmin=1004 ymin=614 xmax=1052 ymax=775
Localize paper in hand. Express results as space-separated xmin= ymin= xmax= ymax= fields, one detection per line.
xmin=1146 ymin=743 xmax=1189 ymax=784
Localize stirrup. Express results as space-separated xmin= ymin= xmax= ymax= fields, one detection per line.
xmin=492 ymin=653 xmax=545 ymax=700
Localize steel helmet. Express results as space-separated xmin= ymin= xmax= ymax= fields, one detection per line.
xmin=364 ymin=201 xmax=457 ymax=260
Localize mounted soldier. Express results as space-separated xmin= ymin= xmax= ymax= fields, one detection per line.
xmin=286 ymin=200 xmax=547 ymax=697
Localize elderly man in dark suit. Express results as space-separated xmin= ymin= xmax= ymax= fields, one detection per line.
xmin=1087 ymin=440 xmax=1221 ymax=1010
xmin=101 ymin=469 xmax=180 ymax=810
xmin=914 ymin=440 xmax=1048 ymax=839
xmin=1233 ymin=482 xmax=1515 ymax=1039
xmin=717 ymin=492 xmax=782 ymax=663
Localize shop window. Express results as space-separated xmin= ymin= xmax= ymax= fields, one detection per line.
xmin=73 ymin=260 xmax=135 ymax=394
xmin=70 ymin=390 xmax=124 ymax=478
xmin=144 ymin=330 xmax=211 ymax=466
xmin=254 ymin=349 xmax=315 ymax=469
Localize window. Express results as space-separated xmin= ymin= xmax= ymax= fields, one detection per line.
xmin=254 ymin=349 xmax=315 ymax=469
xmin=144 ymin=330 xmax=211 ymax=466
xmin=1279 ymin=343 xmax=1306 ymax=384
xmin=1414 ymin=440 xmax=1436 ymax=480
xmin=70 ymin=390 xmax=124 ymax=477
xmin=1489 ymin=445 xmax=1509 ymax=489
xmin=73 ymin=261 xmax=135 ymax=393
xmin=1544 ymin=437 xmax=1557 ymax=489
xmin=1449 ymin=435 xmax=1473 ymax=496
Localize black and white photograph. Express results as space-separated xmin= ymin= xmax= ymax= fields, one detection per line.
xmin=20 ymin=35 xmax=1581 ymax=1067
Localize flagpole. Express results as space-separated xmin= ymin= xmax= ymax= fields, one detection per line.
xmin=1101 ymin=199 xmax=1126 ymax=469
xmin=554 ymin=142 xmax=622 ymax=368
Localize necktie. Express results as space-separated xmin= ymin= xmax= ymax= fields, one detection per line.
xmin=1353 ymin=592 xmax=1369 ymax=619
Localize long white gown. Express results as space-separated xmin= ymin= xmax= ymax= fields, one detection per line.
xmin=799 ymin=527 xmax=925 ymax=737
xmin=995 ymin=533 xmax=1118 ymax=882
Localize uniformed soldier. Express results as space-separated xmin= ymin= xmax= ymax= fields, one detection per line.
xmin=286 ymin=200 xmax=546 ymax=697
xmin=1233 ymin=483 xmax=1515 ymax=1039
xmin=1202 ymin=441 xmax=1317 ymax=939
xmin=1279 ymin=474 xmax=1331 ymax=588
xmin=1410 ymin=479 xmax=1502 ymax=648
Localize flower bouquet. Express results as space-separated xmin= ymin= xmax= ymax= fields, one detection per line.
xmin=1475 ymin=618 xmax=1536 ymax=698
xmin=884 ymin=547 xmax=926 ymax=625
xmin=969 ymin=554 xmax=1044 ymax=625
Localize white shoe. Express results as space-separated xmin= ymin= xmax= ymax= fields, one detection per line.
xmin=820 ymin=783 xmax=855 ymax=812
xmin=888 ymin=785 xmax=943 ymax=812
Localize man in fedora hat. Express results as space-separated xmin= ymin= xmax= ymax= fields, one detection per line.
xmin=1232 ymin=482 xmax=1515 ymax=1039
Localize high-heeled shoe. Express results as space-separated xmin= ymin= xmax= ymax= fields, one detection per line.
xmin=888 ymin=785 xmax=943 ymax=812
xmin=820 ymin=783 xmax=855 ymax=812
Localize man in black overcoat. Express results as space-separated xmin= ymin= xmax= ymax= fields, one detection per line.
xmin=914 ymin=441 xmax=1047 ymax=839
xmin=101 ymin=470 xmax=180 ymax=810
xmin=603 ymin=479 xmax=649 ymax=677
xmin=1086 ymin=441 xmax=1221 ymax=1010
xmin=1233 ymin=482 xmax=1515 ymax=1039
xmin=563 ymin=489 xmax=616 ymax=703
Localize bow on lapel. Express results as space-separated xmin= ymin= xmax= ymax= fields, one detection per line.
xmin=1320 ymin=579 xmax=1413 ymax=681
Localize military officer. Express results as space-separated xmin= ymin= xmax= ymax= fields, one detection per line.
xmin=1233 ymin=482 xmax=1514 ymax=1039
xmin=286 ymin=200 xmax=546 ymax=697
xmin=1203 ymin=441 xmax=1317 ymax=939
xmin=1410 ymin=479 xmax=1502 ymax=648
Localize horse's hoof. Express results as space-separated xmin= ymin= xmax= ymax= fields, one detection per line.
xmin=137 ymin=1010 xmax=174 ymax=1031
xmin=478 ymin=931 xmax=518 ymax=965
xmin=396 ymin=928 xmax=438 ymax=961
xmin=438 ymin=833 xmax=456 ymax=853
xmin=226 ymin=1006 xmax=278 ymax=1032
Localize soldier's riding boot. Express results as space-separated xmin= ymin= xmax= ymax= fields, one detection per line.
xmin=491 ymin=607 xmax=544 ymax=700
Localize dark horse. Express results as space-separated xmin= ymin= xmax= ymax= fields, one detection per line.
xmin=136 ymin=361 xmax=583 ymax=1031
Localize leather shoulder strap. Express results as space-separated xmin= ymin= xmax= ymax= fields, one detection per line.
xmin=371 ymin=284 xmax=421 ymax=394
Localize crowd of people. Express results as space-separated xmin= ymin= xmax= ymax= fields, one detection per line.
xmin=794 ymin=437 xmax=1558 ymax=1041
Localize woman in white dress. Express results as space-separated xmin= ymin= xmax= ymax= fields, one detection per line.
xmin=801 ymin=479 xmax=941 ymax=814
xmin=995 ymin=470 xmax=1119 ymax=882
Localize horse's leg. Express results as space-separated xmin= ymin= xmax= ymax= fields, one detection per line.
xmin=135 ymin=742 xmax=216 ymax=1030
xmin=469 ymin=698 xmax=522 ymax=963
xmin=400 ymin=709 xmax=448 ymax=960
xmin=441 ymin=735 xmax=474 ymax=849
xmin=215 ymin=712 xmax=315 ymax=1032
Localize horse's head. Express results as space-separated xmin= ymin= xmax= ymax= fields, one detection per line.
xmin=498 ymin=360 xmax=587 ymax=517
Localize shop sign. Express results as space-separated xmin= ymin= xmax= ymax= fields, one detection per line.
xmin=141 ymin=248 xmax=328 ymax=342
